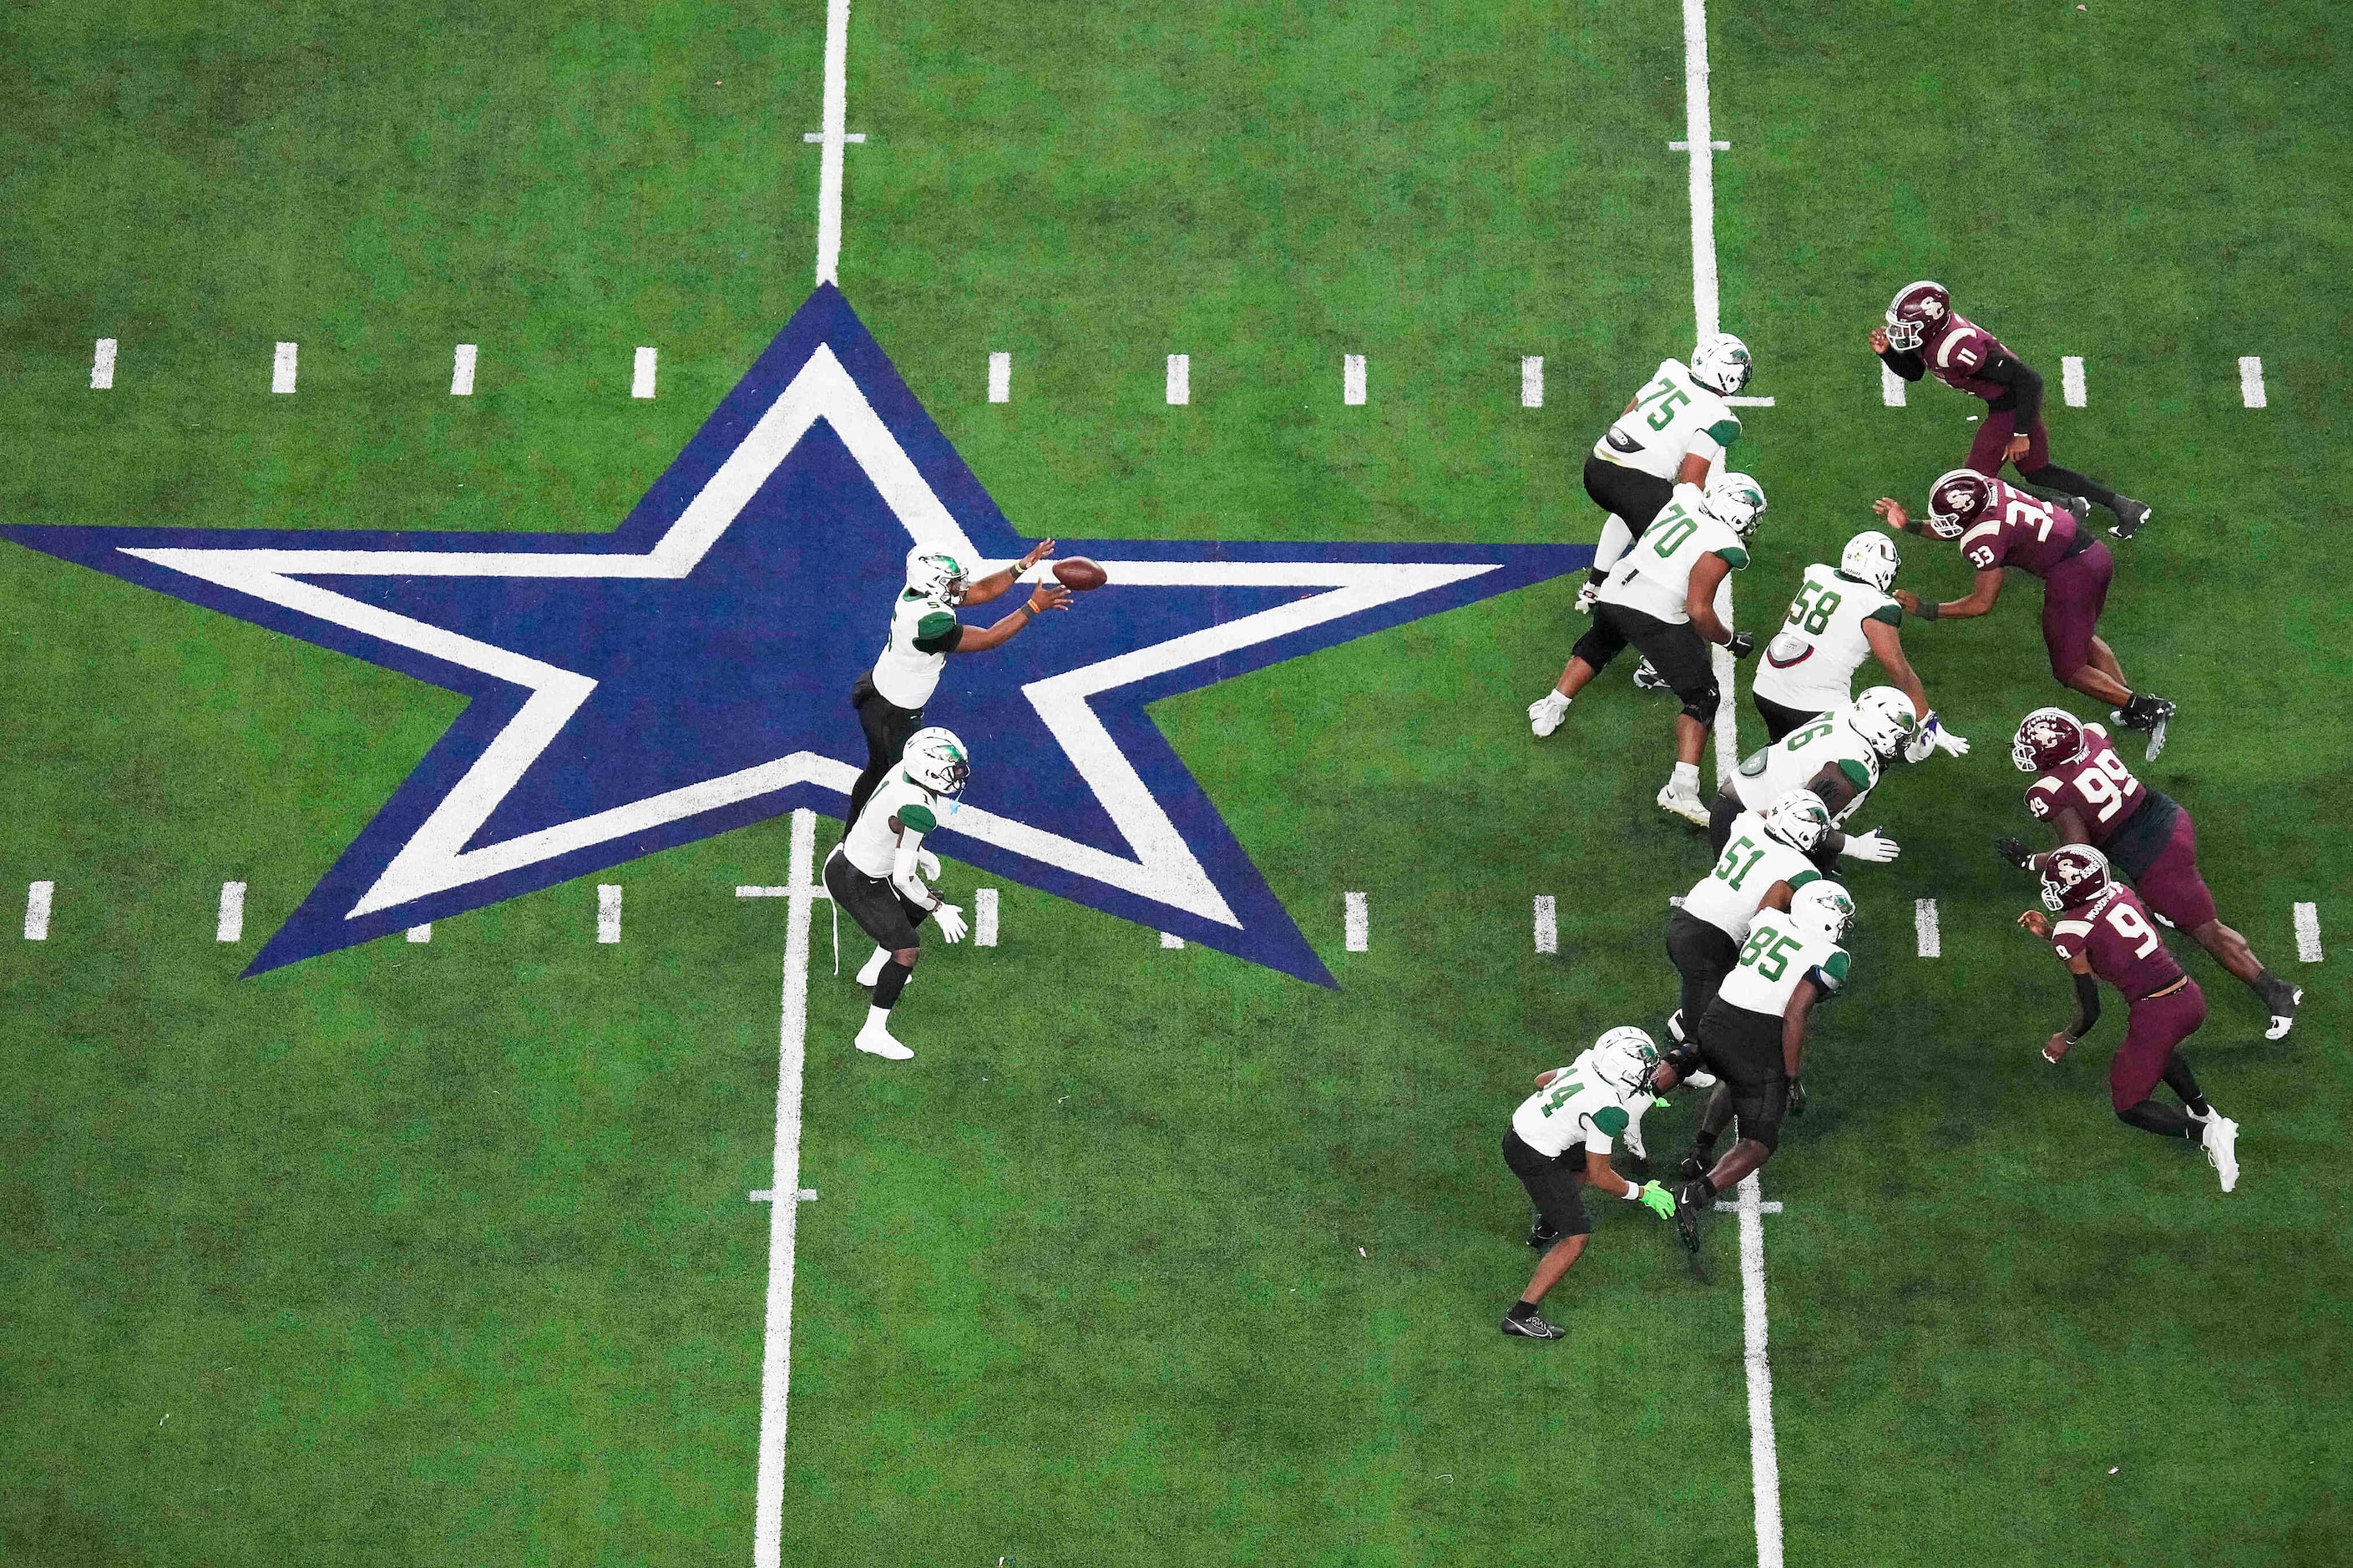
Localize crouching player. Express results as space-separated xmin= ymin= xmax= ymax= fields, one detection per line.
xmin=2016 ymin=846 xmax=2241 ymax=1192
xmin=822 ymin=727 xmax=974 ymax=1060
xmin=1499 ymin=1026 xmax=1679 ymax=1340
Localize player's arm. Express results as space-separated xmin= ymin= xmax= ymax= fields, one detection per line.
xmin=1803 ymin=765 xmax=1900 ymax=867
xmin=1686 ymin=553 xmax=1750 ymax=652
xmin=1582 ymin=1146 xmax=1637 ymax=1200
xmin=952 ymin=580 xmax=1075 ymax=652
xmin=888 ymin=817 xmax=969 ymax=942
xmin=1896 ymin=565 xmax=2004 ymax=622
xmin=1860 ymin=617 xmax=1931 ymax=721
xmin=1979 ymin=352 xmax=2045 ymax=434
xmin=959 ymin=539 xmax=1058 ymax=606
xmin=2000 ymin=802 xmax=2095 ymax=872
xmin=1583 ymin=1121 xmax=1672 ymax=1214
xmin=1781 ymin=977 xmax=1821 ymax=1080
xmin=1676 ymin=425 xmax=1728 ymax=488
xmin=1869 ymin=326 xmax=1925 ymax=381
xmin=1759 ymin=878 xmax=1800 ymax=914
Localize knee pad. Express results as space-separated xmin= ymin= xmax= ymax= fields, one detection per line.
xmin=1681 ymin=684 xmax=1722 ymax=726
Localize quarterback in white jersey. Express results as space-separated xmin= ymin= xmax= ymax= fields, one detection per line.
xmin=1752 ymin=531 xmax=1971 ymax=756
xmin=1498 ymin=1026 xmax=1679 ymax=1339
xmin=1712 ymin=687 xmax=1920 ymax=867
xmin=1576 ymin=334 xmax=1754 ymax=607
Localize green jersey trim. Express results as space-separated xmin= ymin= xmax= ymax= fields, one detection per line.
xmin=896 ymin=802 xmax=938 ymax=834
xmin=1704 ymin=417 xmax=1740 ymax=446
xmin=1867 ymin=603 xmax=1904 ymax=627
xmin=1593 ymin=1105 xmax=1630 ymax=1137
xmin=1788 ymin=868 xmax=1822 ymax=891
xmin=1815 ymin=949 xmax=1852 ymax=989
xmin=1836 ymin=758 xmax=1873 ymax=792
xmin=1714 ymin=544 xmax=1750 ymax=571
xmin=911 ymin=610 xmax=961 ymax=653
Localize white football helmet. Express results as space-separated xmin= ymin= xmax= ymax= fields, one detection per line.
xmin=1688 ymin=332 xmax=1754 ymax=397
xmin=1845 ymin=686 xmax=1920 ymax=762
xmin=904 ymin=546 xmax=969 ymax=604
xmin=1589 ymin=1024 xmax=1662 ymax=1096
xmin=901 ymin=726 xmax=971 ymax=797
xmin=1698 ymin=473 xmax=1768 ymax=538
xmin=1788 ymin=880 xmax=1856 ymax=945
xmin=1839 ymin=531 xmax=1900 ymax=593
xmin=1761 ymin=789 xmax=1833 ymax=854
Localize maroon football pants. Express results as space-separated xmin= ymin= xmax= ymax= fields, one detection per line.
xmin=2130 ymin=809 xmax=2220 ymax=933
xmin=2111 ymin=979 xmax=2207 ymax=1114
xmin=1966 ymin=407 xmax=2052 ymax=476
xmin=2040 ymin=540 xmax=2113 ymax=683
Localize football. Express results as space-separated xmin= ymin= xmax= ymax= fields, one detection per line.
xmin=1052 ymin=556 xmax=1108 ymax=591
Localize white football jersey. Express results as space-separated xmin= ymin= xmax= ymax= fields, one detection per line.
xmin=869 ymin=589 xmax=964 ymax=710
xmin=1729 ymin=716 xmax=1880 ymax=823
xmin=1596 ymin=484 xmax=1751 ymax=625
xmin=1752 ymin=564 xmax=1905 ymax=714
xmin=1682 ymin=812 xmax=1828 ymax=941
xmin=1510 ymin=1039 xmax=1656 ymax=1160
xmin=1715 ymin=908 xmax=1851 ymax=1019
xmin=843 ymin=769 xmax=947 ymax=879
xmin=1591 ymin=359 xmax=1743 ymax=482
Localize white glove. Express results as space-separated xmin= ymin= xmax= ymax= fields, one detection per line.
xmin=932 ymin=903 xmax=969 ymax=943
xmin=916 ymin=848 xmax=941 ymax=882
xmin=1840 ymin=827 xmax=1901 ymax=863
xmin=1907 ymin=711 xmax=1970 ymax=761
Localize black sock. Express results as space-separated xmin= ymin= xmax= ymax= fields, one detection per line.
xmin=873 ymin=959 xmax=913 ymax=1009
xmin=2159 ymin=1052 xmax=2209 ymax=1118
xmin=2118 ymin=1099 xmax=2196 ymax=1140
xmin=2019 ymin=463 xmax=2123 ymax=516
xmin=1507 ymin=1299 xmax=1542 ymax=1321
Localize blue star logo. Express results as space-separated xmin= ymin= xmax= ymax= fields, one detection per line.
xmin=3 ymin=287 xmax=1588 ymax=984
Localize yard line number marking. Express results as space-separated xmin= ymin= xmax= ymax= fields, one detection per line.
xmin=1914 ymin=898 xmax=1941 ymax=959
xmin=216 ymin=881 xmax=246 ymax=943
xmin=2295 ymin=902 xmax=2322 ymax=963
xmin=2239 ymin=356 xmax=2267 ymax=409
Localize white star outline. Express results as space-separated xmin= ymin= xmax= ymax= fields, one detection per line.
xmin=120 ymin=347 xmax=1499 ymax=932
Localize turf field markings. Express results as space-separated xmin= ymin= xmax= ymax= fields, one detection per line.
xmin=2239 ymin=356 xmax=2267 ymax=409
xmin=1724 ymin=396 xmax=1774 ymax=407
xmin=751 ymin=807 xmax=820 ymax=1568
xmin=271 ymin=341 xmax=298 ymax=395
xmin=597 ymin=883 xmax=622 ymax=943
xmin=1667 ymin=139 xmax=1730 ymax=150
xmin=988 ymin=352 xmax=1011 ymax=404
xmin=23 ymin=881 xmax=53 ymax=941
xmin=632 ymin=346 xmax=659 ymax=400
xmin=1166 ymin=354 xmax=1191 ymax=406
xmin=1881 ymin=364 xmax=1906 ymax=407
xmin=1343 ymin=891 xmax=1369 ymax=952
xmin=1736 ymin=1169 xmax=1785 ymax=1568
xmin=1533 ymin=894 xmax=1558 ymax=953
xmin=1521 ymin=356 xmax=1544 ymax=408
xmin=406 ymin=923 xmax=431 ymax=943
xmin=1160 ymin=931 xmax=1185 ymax=948
xmin=1343 ymin=354 xmax=1367 ymax=406
xmin=2295 ymin=902 xmax=2322 ymax=963
xmin=1715 ymin=1198 xmax=1782 ymax=1213
xmin=974 ymin=887 xmax=999 ymax=946
xmin=451 ymin=344 xmax=478 ymax=397
xmin=809 ymin=0 xmax=855 ymax=286
xmin=2062 ymin=355 xmax=2087 ymax=407
xmin=216 ymin=882 xmax=246 ymax=943
xmin=1914 ymin=898 xmax=1941 ymax=958
xmin=748 ymin=1189 xmax=820 ymax=1202
xmin=91 ymin=337 xmax=117 ymax=390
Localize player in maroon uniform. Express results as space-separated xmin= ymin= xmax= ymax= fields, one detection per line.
xmin=1873 ymin=469 xmax=2176 ymax=755
xmin=1872 ymin=280 xmax=2153 ymax=538
xmin=2016 ymin=846 xmax=2240 ymax=1191
xmin=1995 ymin=707 xmax=2302 ymax=1039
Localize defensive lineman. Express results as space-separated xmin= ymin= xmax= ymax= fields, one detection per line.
xmin=824 ymin=727 xmax=975 ymax=1060
xmin=1499 ymin=1026 xmax=1680 ymax=1340
xmin=1752 ymin=530 xmax=1968 ymax=757
xmin=1708 ymin=688 xmax=1919 ymax=867
xmin=1576 ymin=335 xmax=1755 ymax=611
xmin=1529 ymin=473 xmax=1767 ymax=826
xmin=847 ymin=542 xmax=1070 ymax=831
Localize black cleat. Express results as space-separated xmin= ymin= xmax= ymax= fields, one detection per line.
xmin=2113 ymin=694 xmax=2175 ymax=760
xmin=1501 ymin=1307 xmax=1565 ymax=1339
xmin=1672 ymin=1180 xmax=1709 ymax=1255
xmin=2109 ymin=497 xmax=2153 ymax=539
xmin=1676 ymin=1151 xmax=1710 ymax=1186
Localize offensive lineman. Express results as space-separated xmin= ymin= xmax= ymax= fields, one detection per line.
xmin=2017 ymin=846 xmax=2241 ymax=1192
xmin=1751 ymin=531 xmax=1967 ymax=757
xmin=1574 ymin=335 xmax=1756 ymax=611
xmin=847 ymin=541 xmax=1070 ymax=831
xmin=1875 ymin=472 xmax=2175 ymax=758
xmin=1997 ymin=707 xmax=2302 ymax=1039
xmin=1872 ymin=280 xmax=2153 ymax=537
xmin=1708 ymin=688 xmax=1918 ymax=868
xmin=1528 ymin=473 xmax=1767 ymax=826
xmin=1667 ymin=789 xmax=1834 ymax=1048
xmin=824 ymin=727 xmax=975 ymax=1060
xmin=1499 ymin=1026 xmax=1680 ymax=1340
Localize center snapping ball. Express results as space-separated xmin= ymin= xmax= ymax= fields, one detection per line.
xmin=1052 ymin=556 xmax=1108 ymax=591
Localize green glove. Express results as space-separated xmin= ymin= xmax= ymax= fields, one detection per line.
xmin=1636 ymin=1181 xmax=1676 ymax=1220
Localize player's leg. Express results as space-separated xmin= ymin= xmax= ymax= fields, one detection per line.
xmin=2085 ymin=636 xmax=2126 ymax=685
xmin=845 ymin=678 xmax=922 ymax=831
xmin=1965 ymin=407 xmax=2018 ymax=477
xmin=1707 ymin=787 xmax=1743 ymax=854
xmin=2109 ymin=983 xmax=2235 ymax=1188
xmin=1500 ymin=1131 xmax=1593 ymax=1338
xmin=1627 ymin=617 xmax=1718 ymax=822
xmin=1531 ymin=608 xmax=1628 ymax=735
xmin=825 ymin=848 xmax=927 ymax=1059
xmin=1751 ymin=691 xmax=1817 ymax=744
xmin=2141 ymin=809 xmax=2304 ymax=1034
xmin=1580 ymin=458 xmax=1674 ymax=597
xmin=2044 ymin=544 xmax=2172 ymax=751
xmin=2016 ymin=417 xmax=2152 ymax=537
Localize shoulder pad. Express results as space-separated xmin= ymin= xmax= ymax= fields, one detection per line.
xmin=897 ymin=801 xmax=938 ymax=834
xmin=1593 ymin=1105 xmax=1631 ymax=1137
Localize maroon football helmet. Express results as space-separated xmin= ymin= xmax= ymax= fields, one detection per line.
xmin=1924 ymin=468 xmax=1992 ymax=539
xmin=2011 ymin=706 xmax=2088 ymax=774
xmin=1884 ymin=281 xmax=1953 ymax=352
xmin=2039 ymin=843 xmax=2113 ymax=914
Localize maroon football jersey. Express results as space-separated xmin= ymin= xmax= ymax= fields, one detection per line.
xmin=2050 ymin=884 xmax=2186 ymax=1003
xmin=1922 ymin=313 xmax=2011 ymax=402
xmin=2027 ymin=724 xmax=2145 ymax=843
xmin=1955 ymin=478 xmax=2079 ymax=575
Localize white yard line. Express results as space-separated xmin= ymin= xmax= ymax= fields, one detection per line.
xmin=988 ymin=352 xmax=1011 ymax=404
xmin=216 ymin=882 xmax=246 ymax=943
xmin=1521 ymin=356 xmax=1544 ymax=408
xmin=91 ymin=338 xmax=118 ymax=391
xmin=1724 ymin=395 xmax=1774 ymax=407
xmin=451 ymin=344 xmax=478 ymax=397
xmin=406 ymin=923 xmax=431 ymax=943
xmin=751 ymin=807 xmax=820 ymax=1568
xmin=2061 ymin=356 xmax=2087 ymax=408
xmin=23 ymin=881 xmax=53 ymax=941
xmin=812 ymin=0 xmax=853 ymax=286
xmin=1533 ymin=894 xmax=1558 ymax=954
xmin=1914 ymin=898 xmax=1941 ymax=958
xmin=632 ymin=346 xmax=659 ymax=400
xmin=1737 ymin=1170 xmax=1785 ymax=1568
xmin=1166 ymin=353 xmax=1191 ymax=406
xmin=272 ymin=341 xmax=298 ymax=395
xmin=2295 ymin=902 xmax=2322 ymax=963
xmin=1881 ymin=364 xmax=1906 ymax=407
xmin=974 ymin=887 xmax=999 ymax=947
xmin=1160 ymin=931 xmax=1185 ymax=948
xmin=1343 ymin=353 xmax=1367 ymax=407
xmin=2239 ymin=356 xmax=2267 ymax=409
xmin=1343 ymin=892 xmax=1369 ymax=952
xmin=597 ymin=883 xmax=623 ymax=943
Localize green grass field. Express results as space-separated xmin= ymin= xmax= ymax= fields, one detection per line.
xmin=3 ymin=3 xmax=2349 ymax=1563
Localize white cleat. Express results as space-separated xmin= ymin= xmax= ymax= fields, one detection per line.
xmin=1528 ymin=690 xmax=1570 ymax=737
xmin=1683 ymin=1070 xmax=1718 ymax=1089
xmin=1657 ymin=782 xmax=1710 ymax=827
xmin=2199 ymin=1114 xmax=2239 ymax=1193
xmin=855 ymin=1024 xmax=914 ymax=1061
xmin=856 ymin=945 xmax=889 ymax=987
xmin=1631 ymin=659 xmax=1670 ymax=692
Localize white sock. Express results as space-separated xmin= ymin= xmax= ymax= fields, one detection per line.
xmin=1594 ymin=514 xmax=1633 ymax=572
xmin=859 ymin=1004 xmax=894 ymax=1035
xmin=1670 ymin=761 xmax=1701 ymax=793
xmin=856 ymin=945 xmax=888 ymax=985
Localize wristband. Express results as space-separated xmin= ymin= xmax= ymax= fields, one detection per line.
xmin=1622 ymin=1181 xmax=1643 ymax=1201
xmin=1915 ymin=599 xmax=1941 ymax=621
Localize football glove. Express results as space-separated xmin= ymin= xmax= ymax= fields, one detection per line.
xmin=1839 ymin=827 xmax=1900 ymax=863
xmin=1636 ymin=1181 xmax=1677 ymax=1219
xmin=1993 ymin=835 xmax=2036 ymax=872
xmin=1725 ymin=630 xmax=1757 ymax=659
xmin=915 ymin=848 xmax=941 ymax=882
xmin=1788 ymin=1077 xmax=1807 ymax=1117
xmin=932 ymin=903 xmax=969 ymax=943
xmin=1905 ymin=710 xmax=1971 ymax=761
